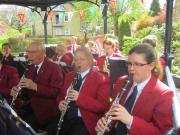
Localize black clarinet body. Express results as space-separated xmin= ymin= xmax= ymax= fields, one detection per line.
xmin=97 ymin=75 xmax=132 ymax=135
xmin=10 ymin=69 xmax=28 ymax=107
xmin=56 ymin=74 xmax=78 ymax=135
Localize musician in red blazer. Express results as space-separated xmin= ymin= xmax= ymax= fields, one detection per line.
xmin=54 ymin=44 xmax=73 ymax=66
xmin=96 ymin=44 xmax=173 ymax=135
xmin=0 ymin=52 xmax=19 ymax=102
xmin=2 ymin=43 xmax=15 ymax=65
xmin=97 ymin=38 xmax=123 ymax=72
xmin=66 ymin=36 xmax=81 ymax=55
xmin=57 ymin=47 xmax=111 ymax=135
xmin=11 ymin=41 xmax=64 ymax=135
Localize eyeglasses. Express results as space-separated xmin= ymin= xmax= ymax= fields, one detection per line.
xmin=74 ymin=58 xmax=87 ymax=62
xmin=126 ymin=62 xmax=148 ymax=67
xmin=26 ymin=50 xmax=38 ymax=54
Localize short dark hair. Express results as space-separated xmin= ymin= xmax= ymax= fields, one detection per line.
xmin=0 ymin=52 xmax=3 ymax=63
xmin=2 ymin=43 xmax=11 ymax=48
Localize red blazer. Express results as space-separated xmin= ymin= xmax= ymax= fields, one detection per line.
xmin=56 ymin=53 xmax=73 ymax=66
xmin=62 ymin=53 xmax=73 ymax=66
xmin=57 ymin=69 xmax=111 ymax=135
xmin=113 ymin=75 xmax=173 ymax=135
xmin=0 ymin=64 xmax=19 ymax=98
xmin=25 ymin=58 xmax=64 ymax=123
xmin=66 ymin=44 xmax=81 ymax=54
xmin=97 ymin=53 xmax=122 ymax=71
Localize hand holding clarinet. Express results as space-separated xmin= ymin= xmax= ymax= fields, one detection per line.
xmin=96 ymin=75 xmax=132 ymax=135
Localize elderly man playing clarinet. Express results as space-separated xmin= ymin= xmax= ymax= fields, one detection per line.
xmin=95 ymin=44 xmax=173 ymax=135
xmin=11 ymin=41 xmax=64 ymax=135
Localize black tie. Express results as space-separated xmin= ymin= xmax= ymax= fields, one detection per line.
xmin=112 ymin=86 xmax=138 ymax=135
xmin=67 ymin=73 xmax=83 ymax=120
xmin=73 ymin=73 xmax=82 ymax=91
xmin=32 ymin=65 xmax=39 ymax=81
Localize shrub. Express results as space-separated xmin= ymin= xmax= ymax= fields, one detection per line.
xmin=8 ymin=37 xmax=29 ymax=53
xmin=122 ymin=36 xmax=141 ymax=55
xmin=133 ymin=16 xmax=154 ymax=31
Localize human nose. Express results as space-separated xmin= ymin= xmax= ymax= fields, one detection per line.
xmin=128 ymin=63 xmax=135 ymax=70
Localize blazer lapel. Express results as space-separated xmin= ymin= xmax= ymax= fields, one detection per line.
xmin=36 ymin=59 xmax=47 ymax=81
xmin=79 ymin=70 xmax=94 ymax=93
xmin=120 ymin=83 xmax=133 ymax=105
xmin=132 ymin=76 xmax=157 ymax=115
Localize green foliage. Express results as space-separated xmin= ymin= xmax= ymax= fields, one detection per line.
xmin=22 ymin=28 xmax=32 ymax=37
xmin=134 ymin=27 xmax=152 ymax=38
xmin=0 ymin=38 xmax=8 ymax=50
xmin=0 ymin=29 xmax=19 ymax=50
xmin=133 ymin=16 xmax=154 ymax=31
xmin=0 ymin=28 xmax=31 ymax=52
xmin=126 ymin=0 xmax=147 ymax=20
xmin=48 ymin=38 xmax=61 ymax=44
xmin=48 ymin=38 xmax=69 ymax=45
xmin=118 ymin=14 xmax=132 ymax=46
xmin=171 ymin=23 xmax=180 ymax=75
xmin=121 ymin=36 xmax=141 ymax=55
xmin=172 ymin=57 xmax=180 ymax=75
xmin=8 ymin=37 xmax=29 ymax=53
xmin=149 ymin=0 xmax=160 ymax=16
xmin=121 ymin=24 xmax=166 ymax=56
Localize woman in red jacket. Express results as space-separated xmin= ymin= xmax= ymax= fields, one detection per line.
xmin=96 ymin=44 xmax=173 ymax=135
xmin=57 ymin=47 xmax=111 ymax=135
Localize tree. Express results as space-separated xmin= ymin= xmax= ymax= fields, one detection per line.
xmin=1 ymin=6 xmax=32 ymax=33
xmin=110 ymin=0 xmax=146 ymax=46
xmin=73 ymin=2 xmax=102 ymax=37
xmin=150 ymin=0 xmax=160 ymax=16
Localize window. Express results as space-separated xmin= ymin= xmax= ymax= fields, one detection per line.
xmin=53 ymin=12 xmax=64 ymax=25
xmin=54 ymin=28 xmax=61 ymax=35
xmin=64 ymin=13 xmax=69 ymax=22
xmin=55 ymin=15 xmax=59 ymax=24
xmin=64 ymin=28 xmax=70 ymax=35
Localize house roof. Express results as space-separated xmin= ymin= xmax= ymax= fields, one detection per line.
xmin=0 ymin=0 xmax=101 ymax=11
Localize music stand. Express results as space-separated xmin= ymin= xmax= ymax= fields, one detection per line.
xmin=0 ymin=95 xmax=37 ymax=135
xmin=109 ymin=57 xmax=128 ymax=84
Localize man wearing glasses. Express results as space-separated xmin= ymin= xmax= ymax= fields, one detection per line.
xmin=11 ymin=41 xmax=64 ymax=135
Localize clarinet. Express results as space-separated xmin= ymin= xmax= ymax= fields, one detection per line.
xmin=56 ymin=76 xmax=77 ymax=135
xmin=97 ymin=75 xmax=132 ymax=135
xmin=10 ymin=69 xmax=28 ymax=107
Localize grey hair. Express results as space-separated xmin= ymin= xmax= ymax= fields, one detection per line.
xmin=29 ymin=41 xmax=46 ymax=53
xmin=74 ymin=47 xmax=94 ymax=67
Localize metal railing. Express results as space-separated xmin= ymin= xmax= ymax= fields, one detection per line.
xmin=164 ymin=66 xmax=180 ymax=135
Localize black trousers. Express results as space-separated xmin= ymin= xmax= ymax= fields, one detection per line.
xmin=17 ymin=104 xmax=59 ymax=135
xmin=59 ymin=117 xmax=89 ymax=135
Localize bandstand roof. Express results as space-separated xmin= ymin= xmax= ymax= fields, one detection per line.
xmin=0 ymin=0 xmax=101 ymax=10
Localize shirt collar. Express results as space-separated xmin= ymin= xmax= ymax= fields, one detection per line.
xmin=80 ymin=68 xmax=90 ymax=79
xmin=35 ymin=61 xmax=43 ymax=72
xmin=133 ymin=75 xmax=151 ymax=93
